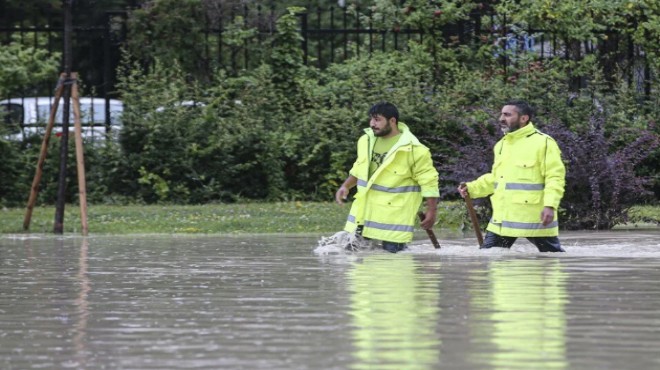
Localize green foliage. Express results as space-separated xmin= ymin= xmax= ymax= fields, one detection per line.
xmin=269 ymin=7 xmax=306 ymax=89
xmin=0 ymin=34 xmax=60 ymax=97
xmin=126 ymin=0 xmax=211 ymax=80
xmin=631 ymin=0 xmax=660 ymax=70
xmin=357 ymin=0 xmax=477 ymax=31
xmin=0 ymin=132 xmax=128 ymax=208
xmin=496 ymin=0 xmax=631 ymax=40
xmin=116 ymin=57 xmax=217 ymax=203
xmin=0 ymin=139 xmax=23 ymax=206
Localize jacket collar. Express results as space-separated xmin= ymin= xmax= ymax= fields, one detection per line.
xmin=504 ymin=122 xmax=536 ymax=141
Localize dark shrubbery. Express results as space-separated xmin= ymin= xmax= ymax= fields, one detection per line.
xmin=545 ymin=117 xmax=659 ymax=229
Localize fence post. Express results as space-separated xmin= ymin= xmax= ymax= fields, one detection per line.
xmin=300 ymin=10 xmax=308 ymax=65
xmin=104 ymin=12 xmax=111 ymax=133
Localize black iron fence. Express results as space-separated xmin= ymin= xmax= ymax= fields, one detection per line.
xmin=1 ymin=3 xmax=655 ymax=103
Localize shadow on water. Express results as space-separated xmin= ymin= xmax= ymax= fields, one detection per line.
xmin=1 ymin=229 xmax=660 ymax=369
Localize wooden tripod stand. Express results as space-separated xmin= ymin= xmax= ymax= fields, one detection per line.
xmin=23 ymin=72 xmax=89 ymax=235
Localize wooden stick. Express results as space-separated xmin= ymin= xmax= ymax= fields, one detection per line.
xmin=71 ymin=73 xmax=89 ymax=236
xmin=465 ymin=194 xmax=484 ymax=247
xmin=23 ymin=73 xmax=66 ymax=231
xmin=418 ymin=211 xmax=441 ymax=249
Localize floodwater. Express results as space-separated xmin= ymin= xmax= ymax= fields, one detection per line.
xmin=1 ymin=230 xmax=660 ymax=369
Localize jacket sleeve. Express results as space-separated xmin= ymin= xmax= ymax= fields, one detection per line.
xmin=466 ymin=172 xmax=495 ymax=199
xmin=543 ymin=137 xmax=566 ymax=209
xmin=348 ymin=135 xmax=368 ymax=179
xmin=412 ymin=145 xmax=440 ymax=198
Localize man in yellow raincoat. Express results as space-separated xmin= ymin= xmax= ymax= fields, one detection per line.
xmin=458 ymin=100 xmax=566 ymax=252
xmin=335 ymin=102 xmax=439 ymax=253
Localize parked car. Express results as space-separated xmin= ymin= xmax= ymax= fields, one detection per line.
xmin=0 ymin=96 xmax=123 ymax=143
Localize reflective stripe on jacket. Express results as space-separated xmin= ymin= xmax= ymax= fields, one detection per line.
xmin=467 ymin=123 xmax=565 ymax=237
xmin=344 ymin=122 xmax=439 ymax=243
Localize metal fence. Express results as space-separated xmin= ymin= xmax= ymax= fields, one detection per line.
xmin=1 ymin=3 xmax=654 ymax=102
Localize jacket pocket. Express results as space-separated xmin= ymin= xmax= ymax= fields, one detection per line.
xmin=511 ymin=191 xmax=542 ymax=205
xmin=381 ymin=162 xmax=411 ymax=178
xmin=514 ymin=159 xmax=538 ymax=181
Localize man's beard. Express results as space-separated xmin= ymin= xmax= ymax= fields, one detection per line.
xmin=500 ymin=120 xmax=521 ymax=134
xmin=373 ymin=125 xmax=392 ymax=137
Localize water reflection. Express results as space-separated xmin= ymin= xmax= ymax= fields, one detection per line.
xmin=472 ymin=259 xmax=568 ymax=369
xmin=347 ymin=254 xmax=441 ymax=369
xmin=73 ymin=237 xmax=90 ymax=368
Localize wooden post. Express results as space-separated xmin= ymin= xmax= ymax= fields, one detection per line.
xmin=71 ymin=73 xmax=89 ymax=236
xmin=417 ymin=211 xmax=441 ymax=249
xmin=465 ymin=194 xmax=484 ymax=247
xmin=23 ymin=74 xmax=66 ymax=230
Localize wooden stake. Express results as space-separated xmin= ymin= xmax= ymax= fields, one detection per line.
xmin=418 ymin=211 xmax=441 ymax=249
xmin=23 ymin=73 xmax=66 ymax=231
xmin=71 ymin=73 xmax=89 ymax=236
xmin=465 ymin=194 xmax=484 ymax=247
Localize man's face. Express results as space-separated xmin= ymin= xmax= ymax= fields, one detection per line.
xmin=499 ymin=105 xmax=529 ymax=134
xmin=370 ymin=114 xmax=394 ymax=137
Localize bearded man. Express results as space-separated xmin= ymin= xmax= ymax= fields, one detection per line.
xmin=457 ymin=100 xmax=566 ymax=252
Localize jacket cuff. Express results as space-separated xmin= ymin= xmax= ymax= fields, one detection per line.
xmin=421 ymin=189 xmax=440 ymax=198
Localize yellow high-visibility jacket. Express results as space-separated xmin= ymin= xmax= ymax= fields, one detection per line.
xmin=344 ymin=123 xmax=439 ymax=243
xmin=467 ymin=123 xmax=565 ymax=237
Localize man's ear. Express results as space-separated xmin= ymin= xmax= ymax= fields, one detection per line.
xmin=389 ymin=117 xmax=397 ymax=126
xmin=520 ymin=114 xmax=530 ymax=124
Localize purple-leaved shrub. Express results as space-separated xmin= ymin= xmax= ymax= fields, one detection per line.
xmin=544 ymin=116 xmax=659 ymax=229
xmin=435 ymin=112 xmax=659 ymax=230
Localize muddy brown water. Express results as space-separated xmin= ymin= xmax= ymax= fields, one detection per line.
xmin=1 ymin=230 xmax=660 ymax=369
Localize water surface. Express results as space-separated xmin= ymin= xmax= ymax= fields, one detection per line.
xmin=1 ymin=230 xmax=659 ymax=369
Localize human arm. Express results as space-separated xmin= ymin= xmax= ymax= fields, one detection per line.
xmin=461 ymin=173 xmax=496 ymax=199
xmin=335 ymin=175 xmax=358 ymax=205
xmin=410 ymin=146 xmax=440 ymax=229
xmin=540 ymin=138 xmax=565 ymax=225
xmin=420 ymin=197 xmax=438 ymax=229
xmin=542 ymin=138 xmax=566 ymax=210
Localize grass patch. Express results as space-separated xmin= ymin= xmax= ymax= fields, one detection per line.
xmin=620 ymin=205 xmax=660 ymax=228
xmin=2 ymin=202 xmax=656 ymax=235
xmin=2 ymin=201 xmax=467 ymax=235
xmin=1 ymin=202 xmax=346 ymax=234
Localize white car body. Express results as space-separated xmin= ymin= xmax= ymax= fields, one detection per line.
xmin=0 ymin=96 xmax=123 ymax=142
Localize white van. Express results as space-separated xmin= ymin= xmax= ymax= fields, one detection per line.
xmin=0 ymin=96 xmax=123 ymax=143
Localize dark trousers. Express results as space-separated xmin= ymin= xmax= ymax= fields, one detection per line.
xmin=482 ymin=231 xmax=565 ymax=252
xmin=355 ymin=226 xmax=407 ymax=253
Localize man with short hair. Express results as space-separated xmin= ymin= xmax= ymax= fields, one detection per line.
xmin=457 ymin=100 xmax=566 ymax=252
xmin=336 ymin=102 xmax=439 ymax=253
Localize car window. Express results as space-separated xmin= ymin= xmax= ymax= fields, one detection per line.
xmin=109 ymin=109 xmax=122 ymax=125
xmin=36 ymin=102 xmax=122 ymax=126
xmin=89 ymin=103 xmax=122 ymax=125
xmin=36 ymin=104 xmax=54 ymax=123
